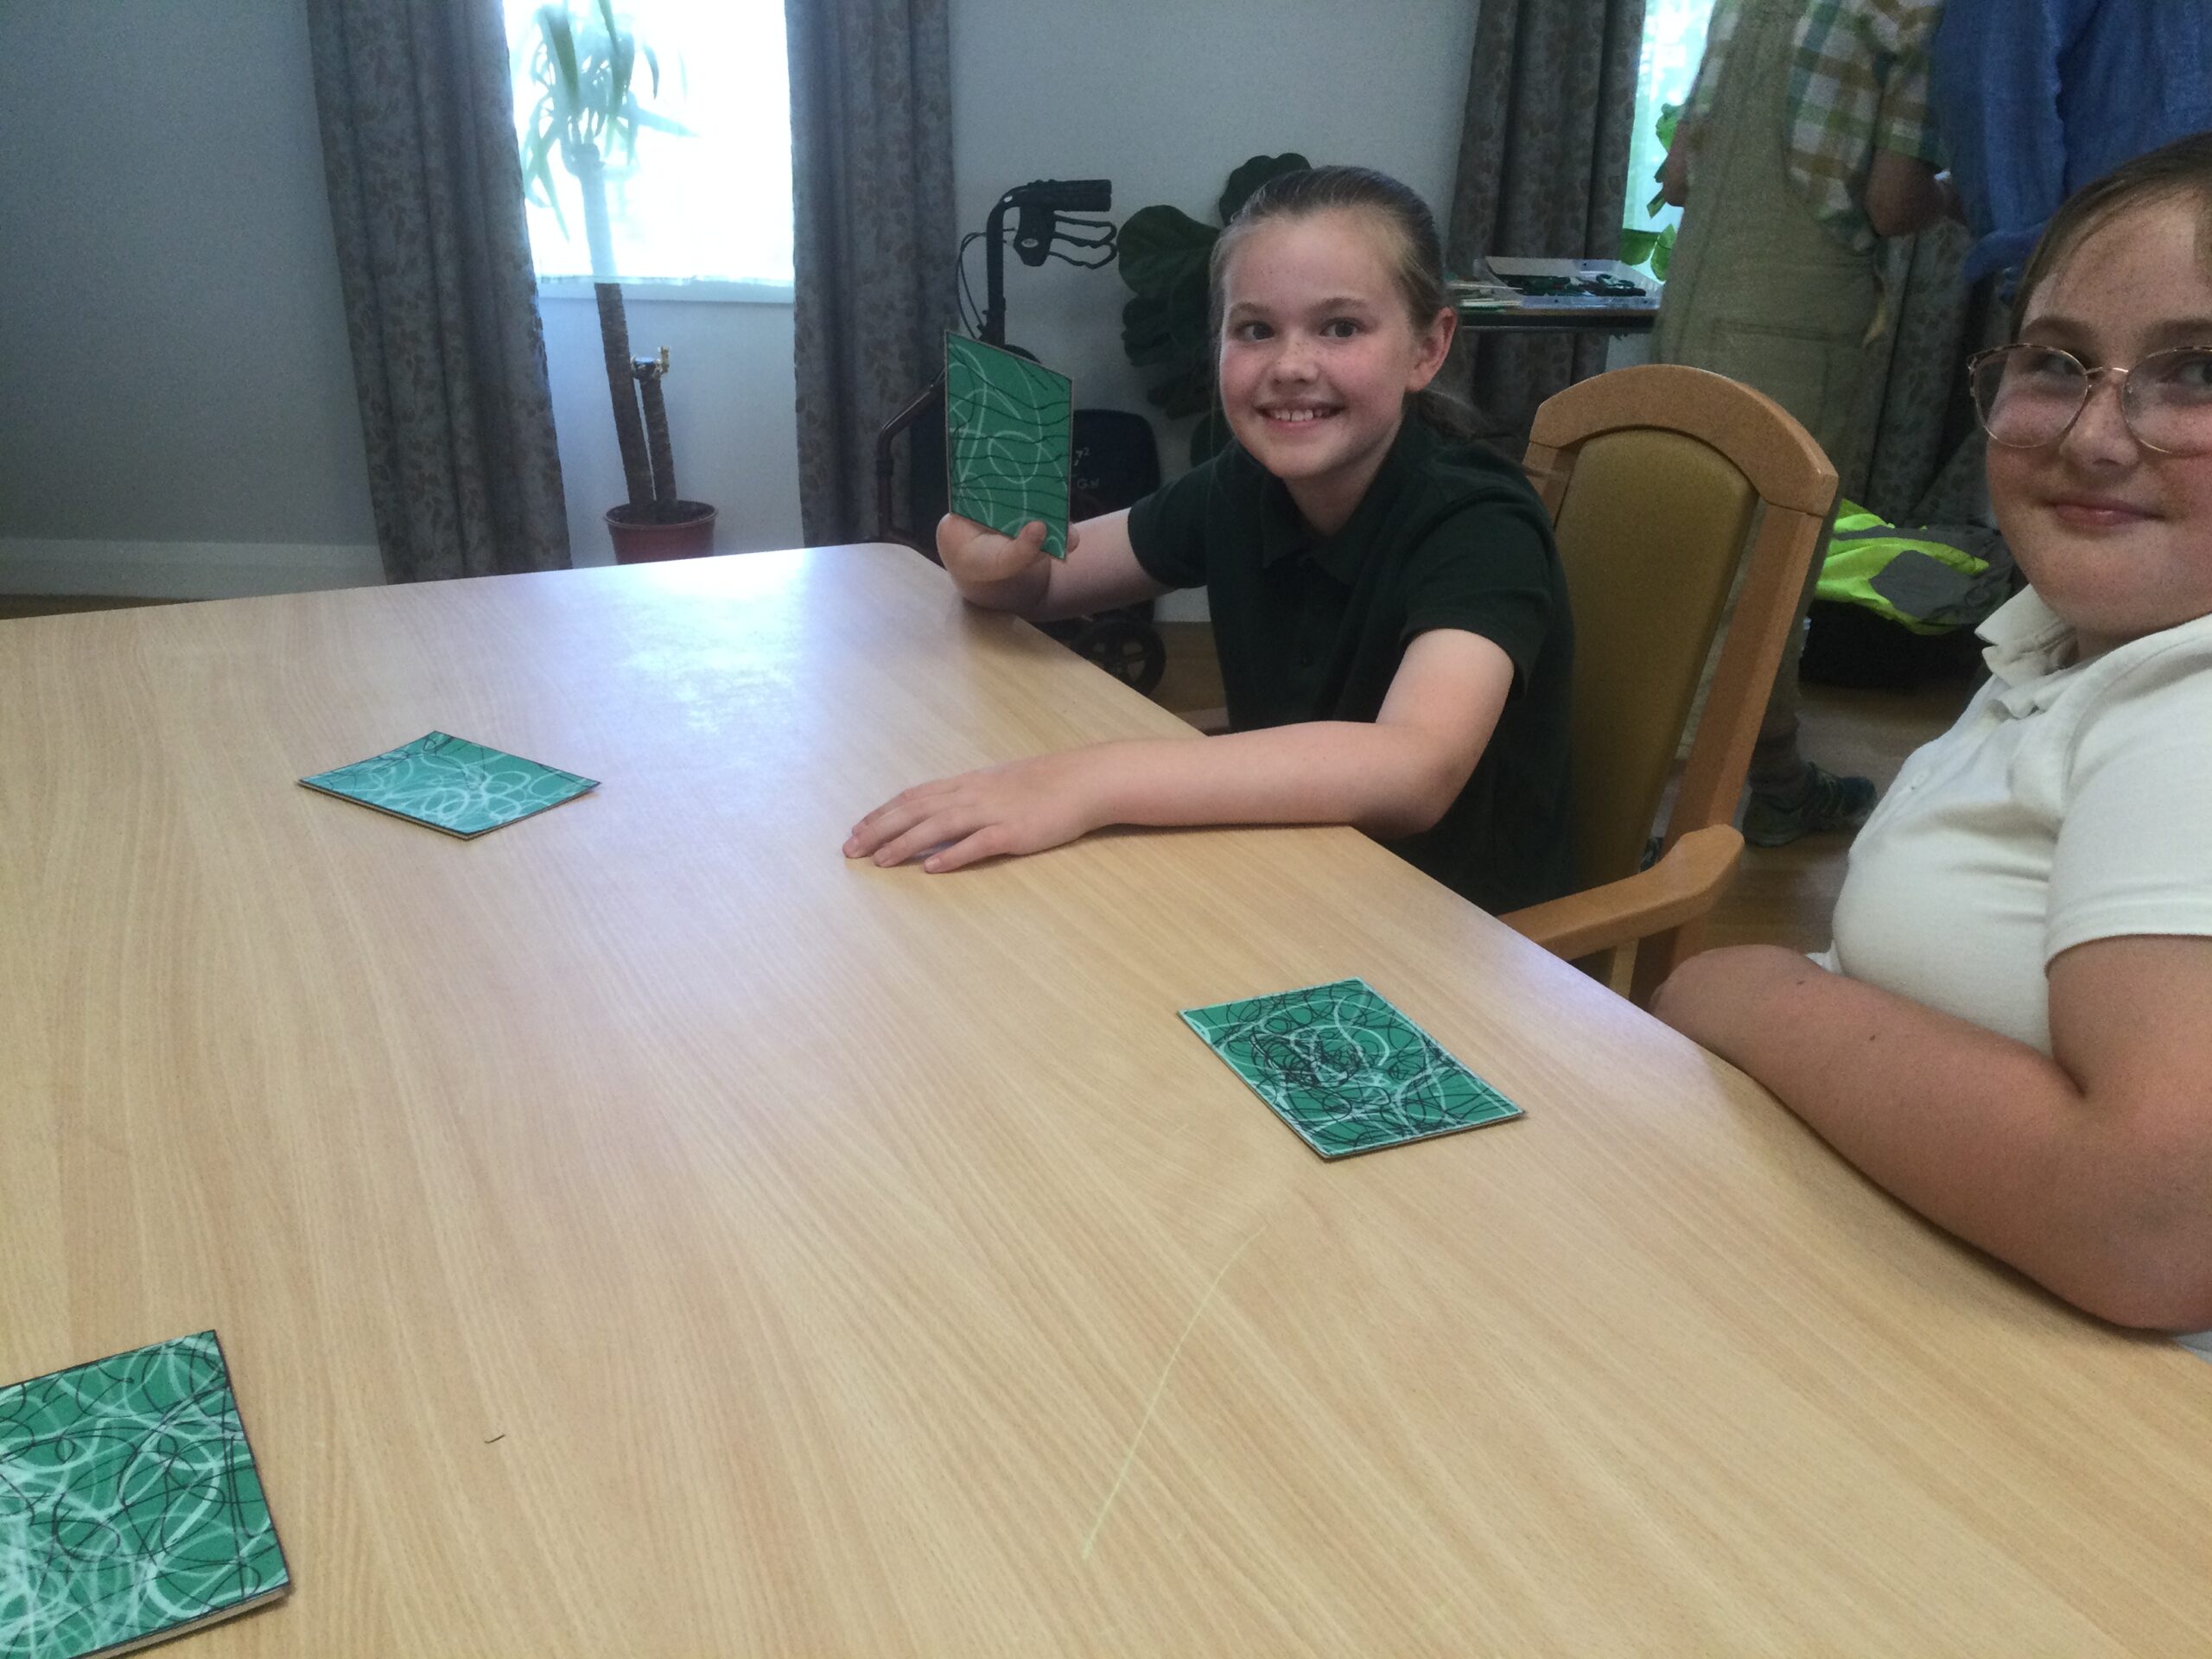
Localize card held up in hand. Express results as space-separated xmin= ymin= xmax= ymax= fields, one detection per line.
xmin=944 ymin=334 xmax=1074 ymax=558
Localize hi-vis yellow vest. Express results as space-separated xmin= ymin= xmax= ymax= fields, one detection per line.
xmin=1815 ymin=500 xmax=2014 ymax=636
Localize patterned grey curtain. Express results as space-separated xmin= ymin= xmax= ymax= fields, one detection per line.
xmin=785 ymin=0 xmax=958 ymax=545
xmin=307 ymin=0 xmax=570 ymax=582
xmin=1445 ymin=0 xmax=1647 ymax=448
xmin=1838 ymin=219 xmax=1994 ymax=525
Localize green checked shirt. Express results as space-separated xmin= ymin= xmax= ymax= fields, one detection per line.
xmin=1682 ymin=0 xmax=1944 ymax=253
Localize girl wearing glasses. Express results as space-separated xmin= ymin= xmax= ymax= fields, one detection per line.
xmin=1654 ymin=133 xmax=2212 ymax=1345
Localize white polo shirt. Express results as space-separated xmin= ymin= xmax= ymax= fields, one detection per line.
xmin=1821 ymin=588 xmax=2212 ymax=1357
xmin=1828 ymin=588 xmax=2212 ymax=1056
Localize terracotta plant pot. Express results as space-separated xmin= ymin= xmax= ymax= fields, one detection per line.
xmin=606 ymin=501 xmax=717 ymax=563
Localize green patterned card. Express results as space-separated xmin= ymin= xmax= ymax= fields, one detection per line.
xmin=300 ymin=731 xmax=598 ymax=838
xmin=1181 ymin=978 xmax=1522 ymax=1159
xmin=0 ymin=1331 xmax=289 ymax=1659
xmin=944 ymin=334 xmax=1074 ymax=558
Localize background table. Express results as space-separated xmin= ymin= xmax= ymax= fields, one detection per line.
xmin=1458 ymin=257 xmax=1661 ymax=334
xmin=1455 ymin=302 xmax=1658 ymax=335
xmin=3 ymin=548 xmax=2207 ymax=1655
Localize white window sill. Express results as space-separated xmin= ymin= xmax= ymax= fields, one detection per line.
xmin=535 ymin=276 xmax=794 ymax=305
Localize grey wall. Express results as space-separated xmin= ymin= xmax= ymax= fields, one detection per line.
xmin=0 ymin=0 xmax=1478 ymax=596
xmin=0 ymin=0 xmax=381 ymax=593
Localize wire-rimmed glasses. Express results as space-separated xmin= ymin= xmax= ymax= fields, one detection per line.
xmin=1967 ymin=343 xmax=2212 ymax=455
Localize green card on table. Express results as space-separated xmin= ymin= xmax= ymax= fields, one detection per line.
xmin=300 ymin=731 xmax=597 ymax=838
xmin=1181 ymin=977 xmax=1522 ymax=1159
xmin=0 ymin=1331 xmax=289 ymax=1659
xmin=944 ymin=333 xmax=1074 ymax=558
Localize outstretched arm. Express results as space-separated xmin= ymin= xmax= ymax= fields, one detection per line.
xmin=845 ymin=626 xmax=1515 ymax=872
xmin=936 ymin=509 xmax=1168 ymax=622
xmin=1651 ymin=936 xmax=2212 ymax=1332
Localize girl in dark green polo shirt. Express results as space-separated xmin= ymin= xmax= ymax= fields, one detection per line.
xmin=846 ymin=166 xmax=1575 ymax=914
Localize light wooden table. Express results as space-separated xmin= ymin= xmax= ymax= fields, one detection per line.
xmin=3 ymin=547 xmax=2206 ymax=1656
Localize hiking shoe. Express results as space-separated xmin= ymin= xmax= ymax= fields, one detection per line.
xmin=1742 ymin=763 xmax=1877 ymax=848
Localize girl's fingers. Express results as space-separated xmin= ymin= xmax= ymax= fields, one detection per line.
xmin=921 ymin=823 xmax=1014 ymax=874
xmin=844 ymin=804 xmax=904 ymax=855
xmin=872 ymin=809 xmax=974 ymax=868
xmin=846 ymin=779 xmax=967 ymax=853
xmin=864 ymin=793 xmax=989 ymax=867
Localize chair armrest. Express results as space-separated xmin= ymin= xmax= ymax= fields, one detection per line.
xmin=1498 ymin=824 xmax=1744 ymax=960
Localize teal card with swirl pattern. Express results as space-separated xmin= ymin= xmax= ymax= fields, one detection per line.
xmin=301 ymin=731 xmax=597 ymax=838
xmin=0 ymin=1330 xmax=289 ymax=1658
xmin=1181 ymin=978 xmax=1522 ymax=1159
xmin=944 ymin=334 xmax=1073 ymax=558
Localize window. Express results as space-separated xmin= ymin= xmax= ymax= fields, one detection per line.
xmin=1621 ymin=0 xmax=1717 ymax=278
xmin=505 ymin=0 xmax=793 ymax=294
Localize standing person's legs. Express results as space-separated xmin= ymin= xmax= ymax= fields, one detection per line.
xmin=1649 ymin=0 xmax=1882 ymax=845
xmin=1740 ymin=495 xmax=1869 ymax=844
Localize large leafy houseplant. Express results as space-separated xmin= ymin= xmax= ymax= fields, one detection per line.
xmin=1117 ymin=153 xmax=1309 ymax=467
xmin=1618 ymin=101 xmax=1683 ymax=282
xmin=519 ymin=1 xmax=712 ymax=550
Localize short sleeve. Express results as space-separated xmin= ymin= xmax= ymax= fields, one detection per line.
xmin=1397 ymin=497 xmax=1560 ymax=690
xmin=1124 ymin=458 xmax=1217 ymax=589
xmin=1868 ymin=0 xmax=1945 ymax=162
xmin=1874 ymin=54 xmax=1942 ymax=162
xmin=2046 ymin=646 xmax=2212 ymax=960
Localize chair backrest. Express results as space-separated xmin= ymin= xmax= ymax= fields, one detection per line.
xmin=1522 ymin=365 xmax=1839 ymax=893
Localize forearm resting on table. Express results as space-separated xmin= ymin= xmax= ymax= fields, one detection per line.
xmin=845 ymin=717 xmax=1475 ymax=874
xmin=1653 ymin=945 xmax=2212 ymax=1332
xmin=1092 ymin=719 xmax=1470 ymax=840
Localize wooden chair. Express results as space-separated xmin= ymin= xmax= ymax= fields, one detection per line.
xmin=1497 ymin=363 xmax=1838 ymax=1006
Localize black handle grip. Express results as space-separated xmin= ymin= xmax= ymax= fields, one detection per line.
xmin=1006 ymin=177 xmax=1111 ymax=213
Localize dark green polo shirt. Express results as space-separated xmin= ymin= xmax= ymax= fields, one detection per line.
xmin=1127 ymin=418 xmax=1575 ymax=913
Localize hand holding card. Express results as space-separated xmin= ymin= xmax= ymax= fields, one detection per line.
xmin=944 ymin=334 xmax=1074 ymax=559
xmin=935 ymin=512 xmax=1075 ymax=588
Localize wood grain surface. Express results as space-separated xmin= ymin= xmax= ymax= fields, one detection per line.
xmin=3 ymin=547 xmax=2205 ymax=1656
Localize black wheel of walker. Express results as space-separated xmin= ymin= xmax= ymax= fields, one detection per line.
xmin=1064 ymin=613 xmax=1166 ymax=696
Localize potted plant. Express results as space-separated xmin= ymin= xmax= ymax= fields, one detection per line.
xmin=1116 ymin=153 xmax=1309 ymax=467
xmin=519 ymin=1 xmax=716 ymax=561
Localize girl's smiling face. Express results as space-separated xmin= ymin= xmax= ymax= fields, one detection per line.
xmin=1215 ymin=207 xmax=1454 ymax=535
xmin=1991 ymin=196 xmax=2212 ymax=652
